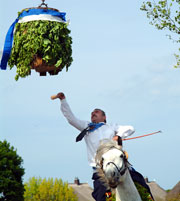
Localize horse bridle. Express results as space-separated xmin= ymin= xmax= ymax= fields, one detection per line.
xmin=100 ymin=149 xmax=128 ymax=177
xmin=106 ymin=161 xmax=127 ymax=176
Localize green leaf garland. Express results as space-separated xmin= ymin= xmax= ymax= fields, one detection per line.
xmin=8 ymin=15 xmax=73 ymax=80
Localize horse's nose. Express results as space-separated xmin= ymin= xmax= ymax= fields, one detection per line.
xmin=112 ymin=171 xmax=116 ymax=177
xmin=104 ymin=169 xmax=119 ymax=188
xmin=106 ymin=170 xmax=116 ymax=178
xmin=105 ymin=166 xmax=118 ymax=179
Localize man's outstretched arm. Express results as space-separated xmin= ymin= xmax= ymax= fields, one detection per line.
xmin=52 ymin=92 xmax=89 ymax=131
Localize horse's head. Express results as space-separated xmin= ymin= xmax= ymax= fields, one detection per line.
xmin=95 ymin=139 xmax=128 ymax=188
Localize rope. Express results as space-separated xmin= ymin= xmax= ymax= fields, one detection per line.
xmin=39 ymin=0 xmax=48 ymax=7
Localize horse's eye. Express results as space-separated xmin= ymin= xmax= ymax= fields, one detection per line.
xmin=120 ymin=154 xmax=124 ymax=158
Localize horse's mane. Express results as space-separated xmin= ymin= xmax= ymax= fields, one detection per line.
xmin=95 ymin=139 xmax=123 ymax=188
xmin=95 ymin=139 xmax=122 ymax=167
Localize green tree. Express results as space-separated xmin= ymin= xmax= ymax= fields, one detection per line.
xmin=140 ymin=0 xmax=180 ymax=68
xmin=24 ymin=177 xmax=78 ymax=201
xmin=0 ymin=140 xmax=25 ymax=201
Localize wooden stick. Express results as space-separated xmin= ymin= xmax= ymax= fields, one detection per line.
xmin=123 ymin=130 xmax=162 ymax=141
xmin=51 ymin=95 xmax=58 ymax=100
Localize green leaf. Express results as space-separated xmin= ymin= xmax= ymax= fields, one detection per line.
xmin=43 ymin=39 xmax=51 ymax=45
xmin=55 ymin=58 xmax=62 ymax=67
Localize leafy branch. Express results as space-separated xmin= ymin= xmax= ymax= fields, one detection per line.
xmin=140 ymin=0 xmax=180 ymax=68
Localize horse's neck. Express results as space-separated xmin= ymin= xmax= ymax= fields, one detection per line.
xmin=115 ymin=170 xmax=142 ymax=201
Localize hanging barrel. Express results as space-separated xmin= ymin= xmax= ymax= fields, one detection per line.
xmin=0 ymin=2 xmax=72 ymax=80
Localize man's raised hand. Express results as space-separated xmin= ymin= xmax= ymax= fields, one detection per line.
xmin=51 ymin=92 xmax=65 ymax=100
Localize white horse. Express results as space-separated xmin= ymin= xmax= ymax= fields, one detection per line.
xmin=95 ymin=139 xmax=142 ymax=201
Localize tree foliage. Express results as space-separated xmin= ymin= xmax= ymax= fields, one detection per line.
xmin=134 ymin=182 xmax=153 ymax=201
xmin=24 ymin=177 xmax=78 ymax=201
xmin=140 ymin=0 xmax=180 ymax=68
xmin=0 ymin=140 xmax=25 ymax=201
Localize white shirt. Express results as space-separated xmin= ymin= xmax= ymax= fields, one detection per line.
xmin=60 ymin=99 xmax=135 ymax=167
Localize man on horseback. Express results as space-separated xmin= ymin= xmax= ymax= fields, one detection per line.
xmin=55 ymin=92 xmax=136 ymax=201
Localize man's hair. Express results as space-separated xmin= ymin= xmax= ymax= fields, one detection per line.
xmin=94 ymin=108 xmax=107 ymax=123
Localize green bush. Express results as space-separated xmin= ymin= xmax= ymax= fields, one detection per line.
xmin=135 ymin=182 xmax=153 ymax=201
xmin=24 ymin=177 xmax=78 ymax=201
xmin=8 ymin=9 xmax=73 ymax=80
xmin=0 ymin=140 xmax=25 ymax=201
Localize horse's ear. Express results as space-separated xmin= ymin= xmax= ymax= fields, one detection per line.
xmin=123 ymin=151 xmax=129 ymax=160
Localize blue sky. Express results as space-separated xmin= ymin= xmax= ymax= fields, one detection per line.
xmin=0 ymin=0 xmax=180 ymax=190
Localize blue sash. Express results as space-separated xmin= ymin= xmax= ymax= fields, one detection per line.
xmin=88 ymin=122 xmax=105 ymax=132
xmin=0 ymin=9 xmax=66 ymax=70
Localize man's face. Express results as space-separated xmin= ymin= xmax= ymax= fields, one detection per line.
xmin=91 ymin=109 xmax=106 ymax=123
